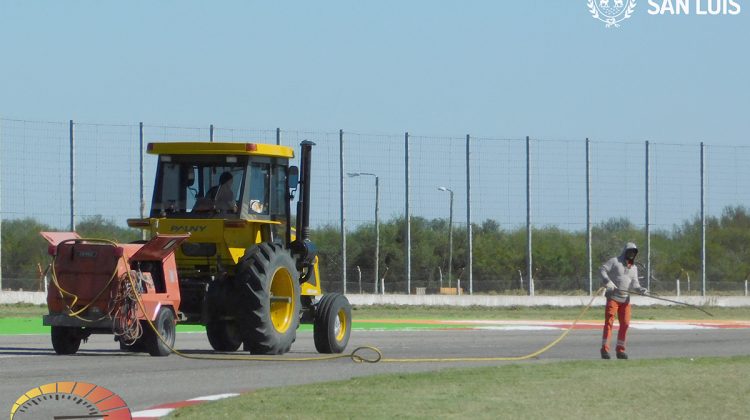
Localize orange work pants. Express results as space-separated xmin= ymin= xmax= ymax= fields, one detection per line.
xmin=601 ymin=298 xmax=631 ymax=353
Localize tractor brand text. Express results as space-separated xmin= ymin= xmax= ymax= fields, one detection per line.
xmin=169 ymin=225 xmax=208 ymax=233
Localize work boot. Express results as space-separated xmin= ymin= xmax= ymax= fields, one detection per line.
xmin=600 ymin=349 xmax=611 ymax=359
xmin=616 ymin=351 xmax=628 ymax=360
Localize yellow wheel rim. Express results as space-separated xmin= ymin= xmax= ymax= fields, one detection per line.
xmin=270 ymin=267 xmax=294 ymax=333
xmin=334 ymin=307 xmax=347 ymax=342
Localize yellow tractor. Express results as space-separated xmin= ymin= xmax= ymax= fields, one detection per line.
xmin=127 ymin=140 xmax=351 ymax=355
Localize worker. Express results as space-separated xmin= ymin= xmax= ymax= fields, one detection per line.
xmin=211 ymin=172 xmax=238 ymax=213
xmin=599 ymin=242 xmax=647 ymax=360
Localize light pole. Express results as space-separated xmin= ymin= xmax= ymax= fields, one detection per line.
xmin=438 ymin=186 xmax=454 ymax=290
xmin=348 ymin=172 xmax=379 ymax=294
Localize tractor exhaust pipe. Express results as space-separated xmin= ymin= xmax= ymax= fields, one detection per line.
xmin=291 ymin=140 xmax=317 ymax=273
xmin=296 ymin=140 xmax=315 ymax=241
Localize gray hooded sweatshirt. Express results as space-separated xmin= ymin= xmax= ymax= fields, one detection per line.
xmin=599 ymin=242 xmax=643 ymax=303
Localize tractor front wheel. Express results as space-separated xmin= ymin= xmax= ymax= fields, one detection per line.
xmin=143 ymin=307 xmax=176 ymax=357
xmin=314 ymin=293 xmax=352 ymax=354
xmin=51 ymin=326 xmax=82 ymax=355
xmin=235 ymin=243 xmax=300 ymax=355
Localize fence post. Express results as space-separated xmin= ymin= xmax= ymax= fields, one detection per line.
xmin=676 ymin=279 xmax=680 ymax=296
xmin=700 ymin=142 xmax=706 ymax=296
xmin=139 ymin=122 xmax=146 ymax=240
xmin=466 ymin=134 xmax=473 ymax=295
xmin=405 ymin=132 xmax=411 ymax=294
xmin=69 ymin=120 xmax=75 ymax=231
xmin=526 ymin=136 xmax=534 ymax=296
xmin=276 ymin=127 xmax=281 ymax=146
xmin=339 ymin=129 xmax=347 ymax=294
xmin=645 ymin=141 xmax=651 ymax=291
xmin=209 ymin=124 xmax=214 ymax=142
xmin=586 ymin=138 xmax=592 ymax=296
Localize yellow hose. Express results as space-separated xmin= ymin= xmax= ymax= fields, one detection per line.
xmin=50 ymin=237 xmax=605 ymax=364
xmin=49 ymin=238 xmax=123 ymax=322
xmin=50 ymin=236 xmax=604 ymax=363
xmin=131 ymin=273 xmax=604 ymax=363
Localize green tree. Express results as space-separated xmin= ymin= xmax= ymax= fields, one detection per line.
xmin=1 ymin=218 xmax=51 ymax=290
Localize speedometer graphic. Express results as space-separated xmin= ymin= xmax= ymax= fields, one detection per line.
xmin=10 ymin=382 xmax=131 ymax=420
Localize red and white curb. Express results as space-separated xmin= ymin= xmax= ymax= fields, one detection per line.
xmin=442 ymin=320 xmax=750 ymax=330
xmin=131 ymin=393 xmax=240 ymax=419
xmin=358 ymin=319 xmax=750 ymax=331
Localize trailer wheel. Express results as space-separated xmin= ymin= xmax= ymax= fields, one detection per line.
xmin=236 ymin=243 xmax=300 ymax=355
xmin=314 ymin=293 xmax=352 ymax=354
xmin=206 ymin=320 xmax=242 ymax=352
xmin=144 ymin=307 xmax=175 ymax=357
xmin=51 ymin=326 xmax=82 ymax=355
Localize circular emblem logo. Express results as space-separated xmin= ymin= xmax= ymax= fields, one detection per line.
xmin=10 ymin=382 xmax=132 ymax=420
xmin=588 ymin=0 xmax=637 ymax=28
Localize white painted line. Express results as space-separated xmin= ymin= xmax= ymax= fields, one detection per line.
xmin=130 ymin=408 xmax=175 ymax=417
xmin=188 ymin=393 xmax=240 ymax=401
xmin=0 ymin=354 xmax=46 ymax=358
xmin=630 ymin=324 xmax=715 ymax=330
xmin=477 ymin=326 xmax=561 ymax=331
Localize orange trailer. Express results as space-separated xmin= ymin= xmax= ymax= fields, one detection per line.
xmin=41 ymin=232 xmax=188 ymax=356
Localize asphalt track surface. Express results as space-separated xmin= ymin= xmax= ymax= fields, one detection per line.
xmin=1 ymin=326 xmax=748 ymax=412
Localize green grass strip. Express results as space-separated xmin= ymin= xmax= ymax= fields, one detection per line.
xmin=0 ymin=318 xmax=209 ymax=335
xmin=167 ymin=356 xmax=750 ymax=420
xmin=2 ymin=303 xmax=747 ymax=335
xmin=4 ymin=303 xmax=749 ymax=321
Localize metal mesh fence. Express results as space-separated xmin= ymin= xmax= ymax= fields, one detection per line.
xmin=74 ymin=123 xmax=141 ymax=224
xmin=469 ymin=137 xmax=526 ymax=293
xmin=1 ymin=117 xmax=749 ymax=296
xmin=341 ymin=131 xmax=406 ymax=294
xmin=1 ymin=119 xmax=70 ymax=228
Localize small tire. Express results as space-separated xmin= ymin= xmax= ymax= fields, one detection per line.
xmin=144 ymin=307 xmax=176 ymax=357
xmin=51 ymin=326 xmax=82 ymax=355
xmin=206 ymin=320 xmax=242 ymax=352
xmin=314 ymin=293 xmax=352 ymax=354
xmin=235 ymin=243 xmax=301 ymax=355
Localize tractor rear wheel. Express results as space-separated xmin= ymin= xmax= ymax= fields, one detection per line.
xmin=206 ymin=320 xmax=242 ymax=352
xmin=51 ymin=326 xmax=82 ymax=355
xmin=313 ymin=293 xmax=352 ymax=354
xmin=235 ymin=243 xmax=300 ymax=355
xmin=143 ymin=307 xmax=176 ymax=357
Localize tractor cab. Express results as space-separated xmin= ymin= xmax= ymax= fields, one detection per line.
xmin=149 ymin=143 xmax=292 ymax=225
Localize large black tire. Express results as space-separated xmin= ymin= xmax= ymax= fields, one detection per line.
xmin=313 ymin=293 xmax=352 ymax=354
xmin=206 ymin=320 xmax=242 ymax=352
xmin=143 ymin=307 xmax=176 ymax=357
xmin=236 ymin=243 xmax=301 ymax=355
xmin=204 ymin=279 xmax=242 ymax=352
xmin=51 ymin=326 xmax=82 ymax=355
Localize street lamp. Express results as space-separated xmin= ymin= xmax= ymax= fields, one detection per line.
xmin=348 ymin=172 xmax=380 ymax=294
xmin=437 ymin=186 xmax=454 ymax=291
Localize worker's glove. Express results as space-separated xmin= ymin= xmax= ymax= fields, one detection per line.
xmin=605 ymin=282 xmax=616 ymax=292
xmin=637 ymin=287 xmax=648 ymax=295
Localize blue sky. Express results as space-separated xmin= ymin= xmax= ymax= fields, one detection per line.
xmin=1 ymin=1 xmax=748 ymax=143
xmin=1 ymin=1 xmax=749 ymax=231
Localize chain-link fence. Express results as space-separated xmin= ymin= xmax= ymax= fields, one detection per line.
xmin=2 ymin=117 xmax=749 ymax=296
